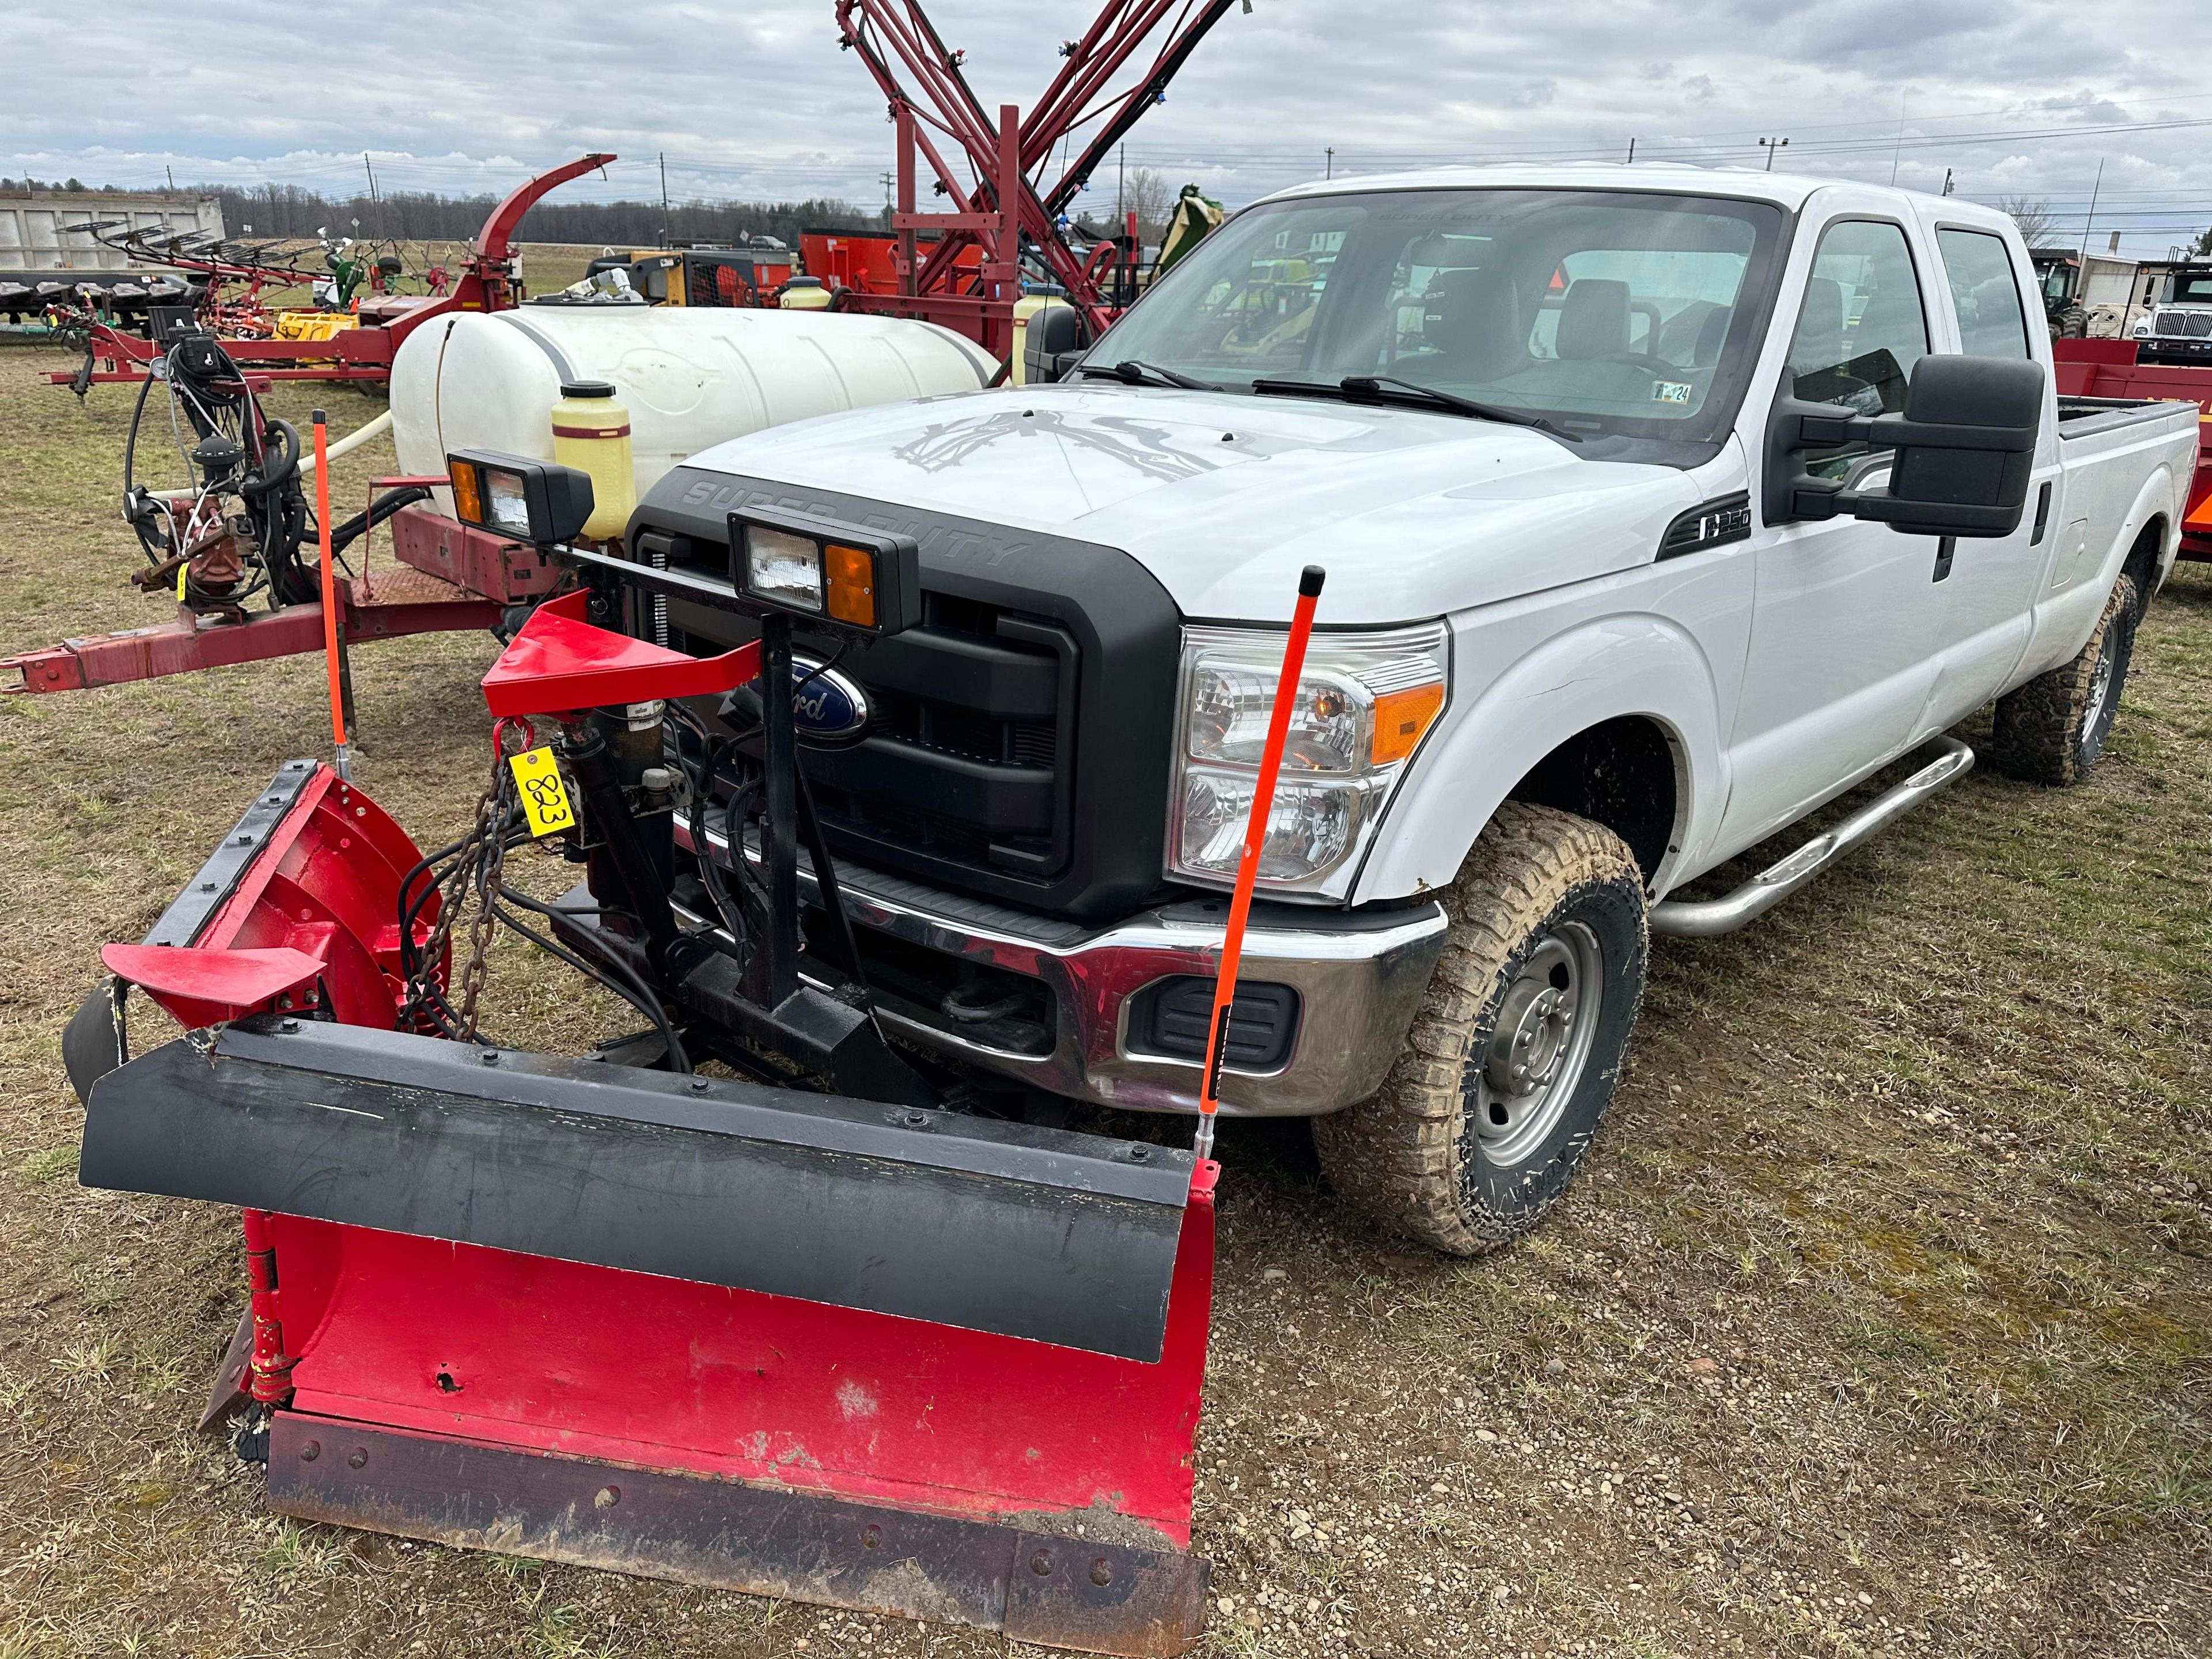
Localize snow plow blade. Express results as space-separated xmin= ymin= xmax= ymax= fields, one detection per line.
xmin=81 ymin=1017 xmax=1193 ymax=1362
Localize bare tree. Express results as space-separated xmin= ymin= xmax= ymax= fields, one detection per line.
xmin=1118 ymin=167 xmax=1176 ymax=246
xmin=1995 ymin=195 xmax=2066 ymax=252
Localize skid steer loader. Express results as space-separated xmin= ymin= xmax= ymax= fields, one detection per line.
xmin=60 ymin=453 xmax=1331 ymax=1657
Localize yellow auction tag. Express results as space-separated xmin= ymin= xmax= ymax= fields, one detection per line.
xmin=176 ymin=563 xmax=188 ymax=600
xmin=507 ymin=745 xmax=576 ymax=839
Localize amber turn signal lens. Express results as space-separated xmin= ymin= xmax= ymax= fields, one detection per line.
xmin=824 ymin=543 xmax=877 ymax=628
xmin=1370 ymin=681 xmax=1444 ymax=766
xmin=448 ymin=460 xmax=483 ymax=528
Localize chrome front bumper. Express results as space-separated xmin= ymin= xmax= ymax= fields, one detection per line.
xmin=674 ymin=820 xmax=1448 ymax=1118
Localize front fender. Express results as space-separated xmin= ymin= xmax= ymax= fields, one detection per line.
xmin=1354 ymin=612 xmax=1726 ymax=904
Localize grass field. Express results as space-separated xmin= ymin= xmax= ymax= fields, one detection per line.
xmin=0 ymin=338 xmax=2204 ymax=1658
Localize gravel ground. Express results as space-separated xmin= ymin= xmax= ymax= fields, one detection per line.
xmin=0 ymin=335 xmax=2204 ymax=1658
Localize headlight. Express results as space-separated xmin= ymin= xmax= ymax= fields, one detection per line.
xmin=446 ymin=449 xmax=594 ymax=547
xmin=727 ymin=506 xmax=922 ymax=637
xmin=743 ymin=527 xmax=825 ymax=613
xmin=1169 ymin=622 xmax=1449 ymax=892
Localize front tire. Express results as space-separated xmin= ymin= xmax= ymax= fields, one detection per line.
xmin=1990 ymin=574 xmax=2140 ymax=786
xmin=1311 ymin=802 xmax=1647 ymax=1256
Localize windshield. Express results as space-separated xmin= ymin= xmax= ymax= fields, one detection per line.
xmin=2166 ymin=272 xmax=2212 ymax=304
xmin=1086 ymin=188 xmax=1786 ymax=446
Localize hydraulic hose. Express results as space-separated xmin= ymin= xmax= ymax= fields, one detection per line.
xmin=329 ymin=485 xmax=433 ymax=555
xmin=238 ymin=418 xmax=299 ymax=499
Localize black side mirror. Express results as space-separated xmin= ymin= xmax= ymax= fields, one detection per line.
xmin=1764 ymin=354 xmax=2044 ymax=539
xmin=1022 ymin=304 xmax=1085 ymax=385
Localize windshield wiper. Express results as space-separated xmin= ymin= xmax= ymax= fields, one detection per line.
xmin=1251 ymin=374 xmax=1583 ymax=442
xmin=1075 ymin=359 xmax=1223 ymax=391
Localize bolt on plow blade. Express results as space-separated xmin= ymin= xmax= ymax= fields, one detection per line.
xmin=84 ymin=1018 xmax=1193 ymax=1361
xmin=79 ymin=1021 xmax=1217 ymax=1655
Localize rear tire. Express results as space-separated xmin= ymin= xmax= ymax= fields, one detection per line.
xmin=1990 ymin=574 xmax=2139 ymax=786
xmin=1310 ymin=802 xmax=1646 ymax=1256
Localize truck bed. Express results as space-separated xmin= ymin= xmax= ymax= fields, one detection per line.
xmin=2053 ymin=395 xmax=2200 ymax=441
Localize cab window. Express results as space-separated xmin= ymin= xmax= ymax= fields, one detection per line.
xmin=1936 ymin=230 xmax=2031 ymax=358
xmin=1786 ymin=219 xmax=1929 ymax=478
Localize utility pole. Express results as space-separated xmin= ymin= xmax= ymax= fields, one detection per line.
xmin=1626 ymin=138 xmax=1635 ymax=164
xmin=165 ymin=164 xmax=176 ymax=193
xmin=659 ymin=153 xmax=671 ymax=247
xmin=1325 ymin=146 xmax=1334 ymax=180
xmin=1941 ymin=167 xmax=1955 ymax=196
xmin=1759 ymin=137 xmax=1789 ymax=171
xmin=1888 ymin=93 xmax=1907 ymax=187
xmin=1116 ymin=143 xmax=1126 ymax=224
xmin=2078 ymin=158 xmax=2105 ymax=305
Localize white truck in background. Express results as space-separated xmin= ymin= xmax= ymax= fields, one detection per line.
xmin=626 ymin=165 xmax=2197 ymax=1256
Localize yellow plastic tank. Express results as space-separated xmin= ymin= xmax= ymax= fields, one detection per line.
xmin=779 ymin=276 xmax=834 ymax=311
xmin=1011 ymin=294 xmax=1071 ymax=385
xmin=550 ymin=380 xmax=637 ymax=541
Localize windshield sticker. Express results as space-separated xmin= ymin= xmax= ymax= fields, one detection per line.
xmin=1652 ymin=380 xmax=1694 ymax=404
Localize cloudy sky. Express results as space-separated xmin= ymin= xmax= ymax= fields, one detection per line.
xmin=6 ymin=1 xmax=2212 ymax=256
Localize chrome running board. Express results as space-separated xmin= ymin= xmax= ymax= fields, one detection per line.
xmin=1651 ymin=736 xmax=1975 ymax=939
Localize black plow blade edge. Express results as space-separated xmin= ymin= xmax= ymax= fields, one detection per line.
xmin=81 ymin=1018 xmax=1195 ymax=1362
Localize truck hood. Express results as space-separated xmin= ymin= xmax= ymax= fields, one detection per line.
xmin=683 ymin=383 xmax=1702 ymax=622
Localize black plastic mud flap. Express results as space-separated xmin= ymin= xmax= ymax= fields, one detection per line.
xmin=79 ymin=1018 xmax=1195 ymax=1361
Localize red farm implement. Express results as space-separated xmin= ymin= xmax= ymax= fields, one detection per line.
xmin=46 ymin=154 xmax=616 ymax=390
xmin=2054 ymin=339 xmax=2212 ymax=560
xmin=831 ymin=0 xmax=1244 ymax=355
xmin=5 ymin=1 xmax=1244 ymax=706
xmin=56 ymin=493 xmax=1335 ymax=1649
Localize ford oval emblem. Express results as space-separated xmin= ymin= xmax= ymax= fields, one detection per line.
xmin=790 ymin=655 xmax=872 ymax=747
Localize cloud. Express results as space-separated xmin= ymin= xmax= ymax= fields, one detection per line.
xmin=3 ymin=0 xmax=2210 ymax=256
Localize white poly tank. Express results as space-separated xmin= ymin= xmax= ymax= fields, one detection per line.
xmin=390 ymin=306 xmax=997 ymax=503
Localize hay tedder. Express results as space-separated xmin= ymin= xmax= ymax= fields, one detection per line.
xmin=67 ymin=445 xmax=1323 ymax=1654
xmin=46 ymin=153 xmax=616 ymax=391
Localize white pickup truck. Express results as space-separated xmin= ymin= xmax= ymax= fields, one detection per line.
xmin=629 ymin=165 xmax=2198 ymax=1255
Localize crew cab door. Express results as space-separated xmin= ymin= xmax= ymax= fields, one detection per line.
xmin=1909 ymin=215 xmax=2059 ymax=730
xmin=1721 ymin=202 xmax=1949 ymax=849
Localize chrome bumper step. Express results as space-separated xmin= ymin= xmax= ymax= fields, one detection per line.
xmin=1651 ymin=736 xmax=1974 ymax=938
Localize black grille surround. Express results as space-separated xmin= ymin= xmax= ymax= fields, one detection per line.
xmin=629 ymin=467 xmax=1184 ymax=922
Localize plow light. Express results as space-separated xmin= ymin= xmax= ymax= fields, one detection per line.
xmin=446 ymin=450 xmax=594 ymax=547
xmin=729 ymin=506 xmax=920 ymax=638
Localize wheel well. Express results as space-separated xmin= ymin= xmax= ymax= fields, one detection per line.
xmin=1505 ymin=717 xmax=1679 ymax=884
xmin=2122 ymin=516 xmax=2165 ymax=613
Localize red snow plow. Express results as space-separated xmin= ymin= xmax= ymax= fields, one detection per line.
xmin=61 ymin=473 xmax=1301 ymax=1654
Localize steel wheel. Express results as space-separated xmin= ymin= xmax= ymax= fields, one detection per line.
xmin=1467 ymin=920 xmax=1604 ymax=1168
xmin=2081 ymin=647 xmax=2117 ymax=762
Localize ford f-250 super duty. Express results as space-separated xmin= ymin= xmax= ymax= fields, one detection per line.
xmin=627 ymin=165 xmax=2198 ymax=1254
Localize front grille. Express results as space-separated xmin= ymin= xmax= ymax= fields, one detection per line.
xmin=2153 ymin=309 xmax=2212 ymax=338
xmin=804 ymin=593 xmax=1078 ymax=880
xmin=630 ymin=467 xmax=1182 ymax=920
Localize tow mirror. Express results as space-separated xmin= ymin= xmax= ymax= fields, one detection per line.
xmin=1022 ymin=303 xmax=1085 ymax=385
xmin=1764 ymin=354 xmax=2044 ymax=538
